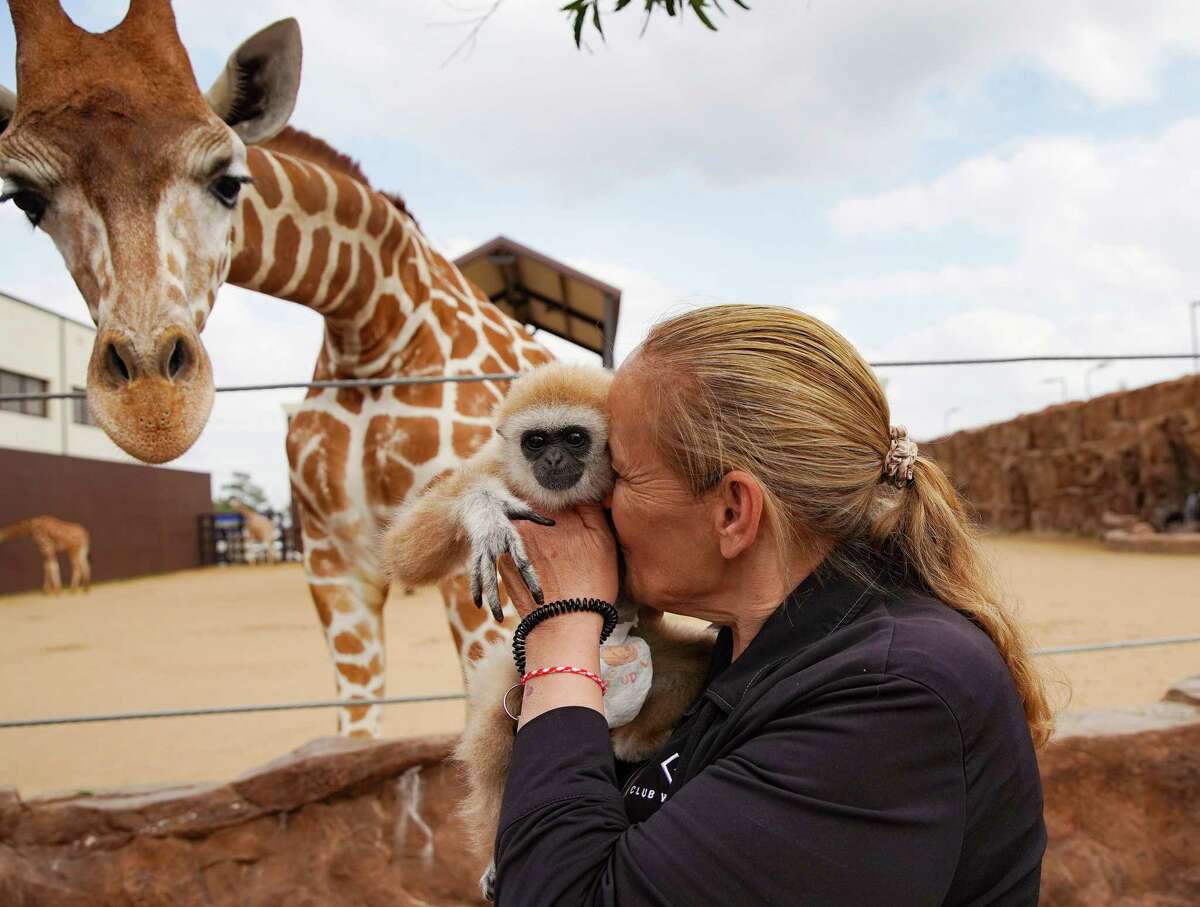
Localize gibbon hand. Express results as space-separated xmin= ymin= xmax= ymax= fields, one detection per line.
xmin=498 ymin=504 xmax=619 ymax=618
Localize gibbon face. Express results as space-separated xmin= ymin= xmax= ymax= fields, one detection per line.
xmin=521 ymin=423 xmax=594 ymax=491
xmin=501 ymin=403 xmax=613 ymax=510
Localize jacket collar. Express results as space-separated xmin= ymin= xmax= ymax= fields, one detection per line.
xmin=698 ymin=566 xmax=881 ymax=714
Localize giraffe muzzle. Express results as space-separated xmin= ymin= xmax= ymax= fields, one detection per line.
xmin=87 ymin=328 xmax=214 ymax=464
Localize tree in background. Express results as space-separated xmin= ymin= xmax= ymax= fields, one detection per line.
xmin=562 ymin=0 xmax=750 ymax=47
xmin=214 ymin=471 xmax=270 ymax=512
xmin=444 ymin=0 xmax=750 ymax=64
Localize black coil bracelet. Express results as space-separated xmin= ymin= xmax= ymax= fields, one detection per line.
xmin=512 ymin=598 xmax=620 ymax=675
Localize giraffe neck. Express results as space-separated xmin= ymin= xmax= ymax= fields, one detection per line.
xmin=224 ymin=143 xmax=548 ymax=676
xmin=226 ymin=145 xmax=471 ymax=380
xmin=0 ymin=520 xmax=33 ymax=543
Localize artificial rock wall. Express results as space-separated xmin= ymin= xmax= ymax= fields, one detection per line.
xmin=924 ymin=374 xmax=1200 ymax=535
xmin=5 ymin=718 xmax=1200 ymax=905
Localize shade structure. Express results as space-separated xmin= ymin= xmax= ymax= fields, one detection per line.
xmin=455 ymin=236 xmax=621 ymax=366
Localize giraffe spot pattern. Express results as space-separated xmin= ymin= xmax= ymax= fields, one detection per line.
xmin=453 ymin=422 xmax=492 ymax=459
xmin=261 ymin=215 xmax=302 ymax=297
xmin=362 ymin=415 xmax=418 ymax=513
xmin=336 ymin=388 xmax=364 ymax=416
xmin=338 ymin=662 xmax=373 ymax=685
xmin=333 ymin=174 xmax=364 ymax=228
xmin=366 ymin=194 xmax=390 ymax=237
xmin=227 ymin=200 xmax=263 ymax=285
xmin=325 ymin=242 xmax=355 ymax=305
xmin=250 ymin=150 xmax=283 ymax=209
xmin=293 ymin=225 xmax=332 ymax=302
xmin=392 ymin=321 xmax=445 ymax=408
xmin=334 ymin=632 xmax=366 ymax=655
xmin=281 ymin=156 xmax=326 ymax=215
xmin=455 ymin=378 xmax=503 ymax=418
xmin=309 ymin=547 xmax=344 ymax=578
xmin=286 ymin=410 xmax=352 ymax=515
xmin=482 ymin=322 xmax=519 ymax=370
xmin=360 ymin=292 xmax=406 ymax=364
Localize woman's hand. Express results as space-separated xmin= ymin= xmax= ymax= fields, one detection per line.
xmin=499 ymin=505 xmax=618 ymax=728
xmin=499 ymin=504 xmax=619 ymax=617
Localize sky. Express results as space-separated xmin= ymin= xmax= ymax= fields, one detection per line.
xmin=2 ymin=1 xmax=1200 ymax=507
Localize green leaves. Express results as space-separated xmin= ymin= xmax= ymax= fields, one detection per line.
xmin=561 ymin=0 xmax=750 ymax=48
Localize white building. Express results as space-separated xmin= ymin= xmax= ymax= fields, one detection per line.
xmin=0 ymin=291 xmax=130 ymax=461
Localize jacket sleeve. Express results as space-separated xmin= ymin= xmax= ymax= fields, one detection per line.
xmin=494 ymin=673 xmax=967 ymax=906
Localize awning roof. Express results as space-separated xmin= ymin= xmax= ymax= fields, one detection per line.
xmin=454 ymin=236 xmax=621 ymax=366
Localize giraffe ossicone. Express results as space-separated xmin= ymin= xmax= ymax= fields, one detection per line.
xmin=0 ymin=1 xmax=553 ymax=737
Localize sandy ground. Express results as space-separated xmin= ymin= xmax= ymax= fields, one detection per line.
xmin=1 ymin=535 xmax=1197 ymax=795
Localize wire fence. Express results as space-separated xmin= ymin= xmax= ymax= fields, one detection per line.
xmin=3 ymin=633 xmax=1200 ymax=730
xmin=2 ymin=354 xmax=1198 ymax=731
xmin=0 ymin=354 xmax=1196 ymax=403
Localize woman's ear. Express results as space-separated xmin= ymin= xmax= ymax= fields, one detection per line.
xmin=713 ymin=470 xmax=765 ymax=560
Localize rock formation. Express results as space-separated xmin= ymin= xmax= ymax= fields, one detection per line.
xmin=925 ymin=375 xmax=1200 ymax=535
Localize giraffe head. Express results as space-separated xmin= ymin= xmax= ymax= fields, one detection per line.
xmin=0 ymin=1 xmax=301 ymax=462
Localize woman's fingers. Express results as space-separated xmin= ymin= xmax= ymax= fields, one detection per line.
xmin=498 ymin=554 xmax=537 ymax=613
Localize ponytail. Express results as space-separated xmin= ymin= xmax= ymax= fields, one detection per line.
xmin=869 ymin=457 xmax=1053 ymax=748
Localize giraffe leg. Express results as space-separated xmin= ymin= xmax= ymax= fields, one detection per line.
xmin=68 ymin=551 xmax=82 ymax=592
xmin=298 ymin=511 xmax=389 ymax=737
xmin=79 ymin=547 xmax=91 ymax=593
xmin=43 ymin=555 xmax=62 ymax=595
xmin=308 ymin=578 xmax=388 ymax=737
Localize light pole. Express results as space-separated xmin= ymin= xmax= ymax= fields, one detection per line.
xmin=943 ymin=406 xmax=960 ymax=434
xmin=1191 ymin=300 xmax=1199 ymax=374
xmin=1085 ymin=360 xmax=1112 ymax=399
xmin=1040 ymin=376 xmax=1067 ymax=402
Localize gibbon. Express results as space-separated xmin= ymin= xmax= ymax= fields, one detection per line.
xmin=381 ymin=362 xmax=715 ymax=896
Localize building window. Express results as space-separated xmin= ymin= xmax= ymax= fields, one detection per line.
xmin=72 ymin=386 xmax=96 ymax=426
xmin=0 ymin=368 xmax=48 ymax=418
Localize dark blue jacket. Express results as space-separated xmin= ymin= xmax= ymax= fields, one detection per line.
xmin=496 ymin=568 xmax=1045 ymax=905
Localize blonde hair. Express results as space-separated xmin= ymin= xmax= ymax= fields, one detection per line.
xmin=636 ymin=304 xmax=1053 ymax=748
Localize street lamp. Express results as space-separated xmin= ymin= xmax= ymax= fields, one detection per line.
xmin=1190 ymin=300 xmax=1199 ymax=374
xmin=943 ymin=406 xmax=960 ymax=433
xmin=1085 ymin=360 xmax=1112 ymax=399
xmin=1040 ymin=376 xmax=1067 ymax=402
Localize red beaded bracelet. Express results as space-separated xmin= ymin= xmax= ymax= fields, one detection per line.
xmin=523 ymin=665 xmax=608 ymax=694
xmin=503 ymin=665 xmax=607 ymax=721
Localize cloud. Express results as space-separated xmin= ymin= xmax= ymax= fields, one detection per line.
xmin=135 ymin=0 xmax=1200 ymax=194
xmin=827 ymin=118 xmax=1200 ymax=314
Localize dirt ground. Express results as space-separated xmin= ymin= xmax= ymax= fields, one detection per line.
xmin=1 ymin=535 xmax=1197 ymax=795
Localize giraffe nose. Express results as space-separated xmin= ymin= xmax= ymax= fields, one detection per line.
xmin=98 ymin=330 xmax=198 ymax=386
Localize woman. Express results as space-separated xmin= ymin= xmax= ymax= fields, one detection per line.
xmin=492 ymin=305 xmax=1050 ymax=905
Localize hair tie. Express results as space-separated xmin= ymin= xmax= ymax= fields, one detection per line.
xmin=883 ymin=426 xmax=918 ymax=489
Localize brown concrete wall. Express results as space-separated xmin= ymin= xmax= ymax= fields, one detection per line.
xmin=0 ymin=448 xmax=211 ymax=595
xmin=924 ymin=374 xmax=1200 ymax=534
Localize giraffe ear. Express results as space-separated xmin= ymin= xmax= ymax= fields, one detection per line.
xmin=204 ymin=18 xmax=302 ymax=146
xmin=0 ymin=85 xmax=16 ymax=135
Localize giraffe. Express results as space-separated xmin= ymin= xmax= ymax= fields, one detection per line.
xmin=0 ymin=2 xmax=552 ymax=736
xmin=0 ymin=516 xmax=91 ymax=594
xmin=231 ymin=501 xmax=277 ymax=564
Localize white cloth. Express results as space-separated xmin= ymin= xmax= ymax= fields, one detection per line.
xmin=600 ymin=621 xmax=653 ymax=729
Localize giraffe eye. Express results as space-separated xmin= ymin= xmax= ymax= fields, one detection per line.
xmin=209 ymin=175 xmax=248 ymax=209
xmin=1 ymin=184 xmax=48 ymax=227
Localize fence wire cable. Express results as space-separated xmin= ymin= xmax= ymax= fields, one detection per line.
xmin=1 ymin=354 xmax=1196 ymax=403
xmin=0 ymin=372 xmax=525 ymax=403
xmin=5 ymin=634 xmax=1200 ymax=729
xmin=0 ymin=692 xmax=467 ymax=729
